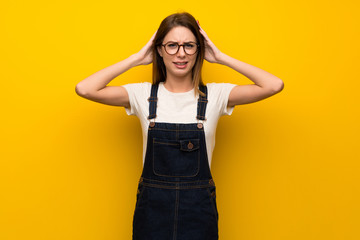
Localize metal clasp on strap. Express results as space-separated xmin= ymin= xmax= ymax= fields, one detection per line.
xmin=149 ymin=120 xmax=155 ymax=127
xmin=147 ymin=115 xmax=156 ymax=128
xmin=197 ymin=119 xmax=206 ymax=129
xmin=147 ymin=96 xmax=157 ymax=102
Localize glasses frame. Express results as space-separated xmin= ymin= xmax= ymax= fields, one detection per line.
xmin=161 ymin=41 xmax=200 ymax=56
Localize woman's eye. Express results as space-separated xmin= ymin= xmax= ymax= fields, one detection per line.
xmin=168 ymin=44 xmax=177 ymax=48
xmin=185 ymin=44 xmax=194 ymax=48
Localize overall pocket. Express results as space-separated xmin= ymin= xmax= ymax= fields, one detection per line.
xmin=152 ymin=137 xmax=200 ymax=177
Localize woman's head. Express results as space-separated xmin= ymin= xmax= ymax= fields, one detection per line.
xmin=151 ymin=12 xmax=206 ymax=97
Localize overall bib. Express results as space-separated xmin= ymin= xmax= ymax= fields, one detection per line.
xmin=132 ymin=83 xmax=219 ymax=240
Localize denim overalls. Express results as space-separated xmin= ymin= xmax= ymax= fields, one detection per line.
xmin=132 ymin=83 xmax=219 ymax=240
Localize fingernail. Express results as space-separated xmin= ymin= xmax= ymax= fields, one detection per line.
xmin=197 ymin=20 xmax=200 ymax=26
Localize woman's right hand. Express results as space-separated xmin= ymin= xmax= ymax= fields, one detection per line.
xmin=134 ymin=30 xmax=158 ymax=66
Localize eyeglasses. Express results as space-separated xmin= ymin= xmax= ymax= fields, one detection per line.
xmin=161 ymin=41 xmax=199 ymax=55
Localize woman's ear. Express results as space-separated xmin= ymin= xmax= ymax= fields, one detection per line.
xmin=157 ymin=46 xmax=163 ymax=58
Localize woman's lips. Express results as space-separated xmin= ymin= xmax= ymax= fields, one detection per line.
xmin=173 ymin=62 xmax=188 ymax=69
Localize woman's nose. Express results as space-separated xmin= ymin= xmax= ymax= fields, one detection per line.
xmin=177 ymin=45 xmax=186 ymax=56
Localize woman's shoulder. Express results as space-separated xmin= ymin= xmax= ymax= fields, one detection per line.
xmin=205 ymin=82 xmax=238 ymax=116
xmin=122 ymin=81 xmax=152 ymax=92
xmin=205 ymin=82 xmax=237 ymax=87
xmin=205 ymin=82 xmax=237 ymax=93
xmin=122 ymin=81 xmax=152 ymax=88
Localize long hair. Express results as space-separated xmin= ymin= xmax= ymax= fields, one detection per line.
xmin=150 ymin=12 xmax=206 ymax=97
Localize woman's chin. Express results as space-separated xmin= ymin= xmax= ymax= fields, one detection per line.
xmin=167 ymin=69 xmax=189 ymax=77
xmin=175 ymin=72 xmax=192 ymax=78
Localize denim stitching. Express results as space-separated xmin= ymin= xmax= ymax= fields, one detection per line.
xmin=151 ymin=95 xmax=155 ymax=119
xmin=141 ymin=177 xmax=213 ymax=184
xmin=199 ymin=94 xmax=204 ymax=119
xmin=198 ymin=85 xmax=204 ymax=119
xmin=203 ymin=86 xmax=208 ymax=119
xmin=197 ymin=85 xmax=201 ymax=119
xmin=140 ymin=182 xmax=213 ymax=189
xmin=201 ymin=89 xmax=205 ymax=117
xmin=149 ymin=128 xmax=204 ymax=132
xmin=153 ymin=141 xmax=180 ymax=146
xmin=173 ymin=188 xmax=179 ymax=240
xmin=197 ymin=85 xmax=208 ymax=120
xmin=140 ymin=84 xmax=216 ymax=237
xmin=176 ymin=124 xmax=179 ymax=140
xmin=148 ymin=83 xmax=158 ymax=120
xmin=152 ymin=139 xmax=200 ymax=177
xmin=153 ymin=138 xmax=200 ymax=151
xmin=153 ymin=84 xmax=158 ymax=121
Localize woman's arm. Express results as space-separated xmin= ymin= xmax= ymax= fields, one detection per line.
xmin=197 ymin=21 xmax=284 ymax=107
xmin=75 ymin=30 xmax=157 ymax=107
xmin=217 ymin=53 xmax=284 ymax=107
xmin=75 ymin=54 xmax=139 ymax=107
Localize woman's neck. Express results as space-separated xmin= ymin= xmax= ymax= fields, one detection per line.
xmin=163 ymin=75 xmax=193 ymax=93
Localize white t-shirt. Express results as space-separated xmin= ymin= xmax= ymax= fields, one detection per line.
xmin=122 ymin=81 xmax=237 ymax=169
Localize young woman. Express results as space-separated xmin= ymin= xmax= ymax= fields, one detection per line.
xmin=76 ymin=12 xmax=283 ymax=240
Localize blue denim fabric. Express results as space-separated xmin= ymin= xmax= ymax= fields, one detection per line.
xmin=132 ymin=83 xmax=218 ymax=240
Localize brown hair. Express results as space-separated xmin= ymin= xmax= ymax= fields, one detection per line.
xmin=150 ymin=12 xmax=206 ymax=97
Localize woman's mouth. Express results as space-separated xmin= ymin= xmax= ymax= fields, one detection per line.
xmin=173 ymin=62 xmax=188 ymax=69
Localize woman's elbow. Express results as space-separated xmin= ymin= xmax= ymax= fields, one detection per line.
xmin=273 ymin=79 xmax=284 ymax=93
xmin=75 ymin=84 xmax=88 ymax=97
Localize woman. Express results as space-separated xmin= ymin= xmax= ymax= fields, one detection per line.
xmin=76 ymin=12 xmax=283 ymax=240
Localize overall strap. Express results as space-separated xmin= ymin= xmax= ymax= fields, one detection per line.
xmin=196 ymin=84 xmax=208 ymax=121
xmin=147 ymin=83 xmax=208 ymax=126
xmin=147 ymin=83 xmax=159 ymax=120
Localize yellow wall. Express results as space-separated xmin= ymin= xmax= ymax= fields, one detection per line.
xmin=1 ymin=0 xmax=359 ymax=239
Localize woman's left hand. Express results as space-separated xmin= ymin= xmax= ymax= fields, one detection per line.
xmin=197 ymin=20 xmax=223 ymax=64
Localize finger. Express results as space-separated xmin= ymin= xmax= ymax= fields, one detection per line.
xmin=198 ymin=27 xmax=207 ymax=39
xmin=200 ymin=29 xmax=210 ymax=42
xmin=198 ymin=26 xmax=208 ymax=37
xmin=197 ymin=19 xmax=206 ymax=33
xmin=196 ymin=20 xmax=211 ymax=43
xmin=151 ymin=30 xmax=157 ymax=40
xmin=145 ymin=30 xmax=157 ymax=48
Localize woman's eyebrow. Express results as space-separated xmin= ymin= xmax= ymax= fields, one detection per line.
xmin=167 ymin=40 xmax=197 ymax=43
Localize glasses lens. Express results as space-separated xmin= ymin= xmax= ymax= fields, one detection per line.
xmin=184 ymin=43 xmax=197 ymax=55
xmin=165 ymin=43 xmax=198 ymax=55
xmin=165 ymin=43 xmax=179 ymax=55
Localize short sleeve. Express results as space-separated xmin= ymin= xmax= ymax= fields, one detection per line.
xmin=207 ymin=82 xmax=237 ymax=116
xmin=121 ymin=82 xmax=148 ymax=116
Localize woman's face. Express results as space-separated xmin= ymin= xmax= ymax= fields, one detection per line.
xmin=157 ymin=26 xmax=198 ymax=79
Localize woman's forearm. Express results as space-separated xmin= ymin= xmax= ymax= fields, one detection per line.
xmin=76 ymin=53 xmax=141 ymax=95
xmin=216 ymin=52 xmax=283 ymax=90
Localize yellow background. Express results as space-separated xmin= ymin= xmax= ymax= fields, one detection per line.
xmin=1 ymin=0 xmax=359 ymax=239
